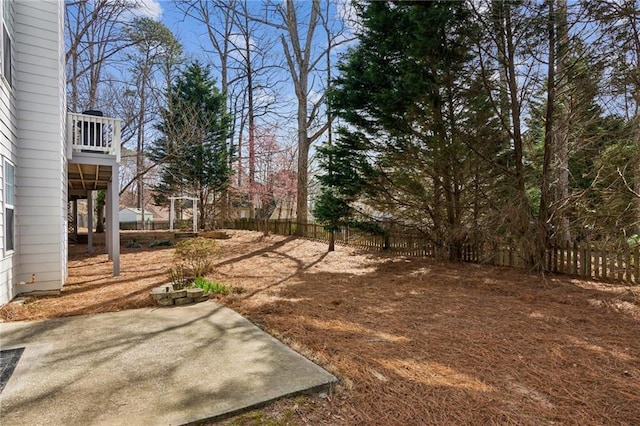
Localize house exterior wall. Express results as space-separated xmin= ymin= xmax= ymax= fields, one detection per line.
xmin=58 ymin=0 xmax=67 ymax=284
xmin=119 ymin=208 xmax=138 ymax=223
xmin=0 ymin=0 xmax=17 ymax=305
xmin=15 ymin=0 xmax=66 ymax=292
xmin=0 ymin=0 xmax=66 ymax=303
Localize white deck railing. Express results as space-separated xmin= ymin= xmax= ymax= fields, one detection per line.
xmin=67 ymin=112 xmax=121 ymax=162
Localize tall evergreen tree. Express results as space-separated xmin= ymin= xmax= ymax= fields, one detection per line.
xmin=313 ymin=128 xmax=373 ymax=251
xmin=328 ymin=1 xmax=483 ymax=260
xmin=150 ymin=62 xmax=233 ymax=229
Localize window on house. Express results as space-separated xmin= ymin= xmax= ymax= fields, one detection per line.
xmin=4 ymin=160 xmax=14 ymax=252
xmin=1 ymin=0 xmax=11 ymax=88
xmin=2 ymin=24 xmax=10 ymax=86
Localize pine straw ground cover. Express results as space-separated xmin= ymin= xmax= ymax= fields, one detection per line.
xmin=1 ymin=230 xmax=639 ymax=425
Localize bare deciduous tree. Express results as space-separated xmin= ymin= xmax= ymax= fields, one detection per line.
xmin=255 ymin=0 xmax=352 ymax=232
xmin=65 ymin=0 xmax=142 ymax=111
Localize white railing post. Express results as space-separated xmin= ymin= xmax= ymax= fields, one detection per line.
xmin=169 ymin=197 xmax=175 ymax=232
xmin=114 ymin=118 xmax=121 ymax=162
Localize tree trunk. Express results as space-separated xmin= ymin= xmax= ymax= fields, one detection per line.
xmin=554 ymin=0 xmax=571 ymax=244
xmin=278 ymin=0 xmax=320 ymax=235
xmin=96 ymin=190 xmax=105 ymax=233
xmin=247 ymin=38 xmax=256 ymax=219
xmin=492 ymin=1 xmax=512 ymax=148
xmin=296 ymin=101 xmax=310 ymax=233
xmin=136 ymin=65 xmax=148 ymax=228
xmin=502 ymin=3 xmax=537 ymax=266
xmin=539 ymin=0 xmax=557 ymax=270
xmin=635 ymin=120 xmax=640 ymax=236
xmin=632 ymin=12 xmax=640 ymax=237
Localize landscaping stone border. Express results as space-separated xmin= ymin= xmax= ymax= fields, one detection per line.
xmin=150 ymin=285 xmax=208 ymax=306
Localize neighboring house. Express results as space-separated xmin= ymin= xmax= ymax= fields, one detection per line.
xmin=269 ymin=205 xmax=296 ymax=221
xmin=145 ymin=204 xmax=169 ymax=222
xmin=0 ymin=0 xmax=121 ymax=305
xmin=119 ymin=207 xmax=154 ymax=227
xmin=236 ymin=206 xmax=251 ymax=219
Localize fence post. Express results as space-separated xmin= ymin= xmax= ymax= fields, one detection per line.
xmin=625 ymin=246 xmax=632 ymax=282
xmin=635 ymin=246 xmax=639 ymax=284
xmin=593 ymin=245 xmax=602 ymax=278
xmin=578 ymin=243 xmax=584 ymax=276
xmin=617 ymin=251 xmax=624 ymax=281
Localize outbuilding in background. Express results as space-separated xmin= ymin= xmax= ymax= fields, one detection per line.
xmin=119 ymin=207 xmax=155 ymax=230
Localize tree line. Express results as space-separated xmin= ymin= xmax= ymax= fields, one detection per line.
xmin=65 ymin=0 xmax=348 ymax=229
xmin=65 ymin=0 xmax=639 ymax=268
xmin=314 ymin=0 xmax=639 ymax=266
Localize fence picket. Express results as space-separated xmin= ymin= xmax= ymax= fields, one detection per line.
xmin=593 ymin=246 xmax=602 ymax=278
xmin=625 ymin=247 xmax=632 ymax=282
xmin=633 ymin=246 xmax=640 ymax=284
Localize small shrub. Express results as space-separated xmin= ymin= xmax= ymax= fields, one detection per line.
xmin=168 ymin=264 xmax=192 ymax=290
xmin=193 ymin=277 xmax=229 ymax=295
xmin=174 ymin=237 xmax=220 ymax=277
xmin=149 ymin=239 xmax=173 ymax=248
xmin=125 ymin=239 xmax=141 ymax=248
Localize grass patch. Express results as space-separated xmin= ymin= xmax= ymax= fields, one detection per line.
xmin=193 ymin=277 xmax=230 ymax=295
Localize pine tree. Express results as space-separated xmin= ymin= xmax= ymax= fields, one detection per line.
xmin=328 ymin=1 xmax=482 ymax=260
xmin=313 ymin=128 xmax=373 ymax=251
xmin=150 ymin=62 xmax=233 ymax=229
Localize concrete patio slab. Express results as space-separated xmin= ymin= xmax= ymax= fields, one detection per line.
xmin=0 ymin=301 xmax=336 ymax=425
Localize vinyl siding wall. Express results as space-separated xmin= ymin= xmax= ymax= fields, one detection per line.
xmin=13 ymin=0 xmax=66 ymax=294
xmin=0 ymin=0 xmax=17 ymax=305
xmin=59 ymin=0 xmax=68 ymax=283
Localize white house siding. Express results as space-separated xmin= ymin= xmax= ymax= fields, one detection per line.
xmin=0 ymin=0 xmax=17 ymax=305
xmin=12 ymin=0 xmax=66 ymax=295
xmin=58 ymin=0 xmax=67 ymax=284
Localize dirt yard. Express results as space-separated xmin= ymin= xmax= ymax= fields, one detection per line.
xmin=2 ymin=230 xmax=639 ymax=425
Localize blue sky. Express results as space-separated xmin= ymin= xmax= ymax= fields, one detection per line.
xmin=138 ymin=0 xmax=355 ymax=65
xmin=130 ymin=0 xmax=356 ymax=149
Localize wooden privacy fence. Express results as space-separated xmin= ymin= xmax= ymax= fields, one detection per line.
xmin=544 ymin=242 xmax=639 ymax=283
xmin=220 ymin=219 xmax=640 ymax=284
